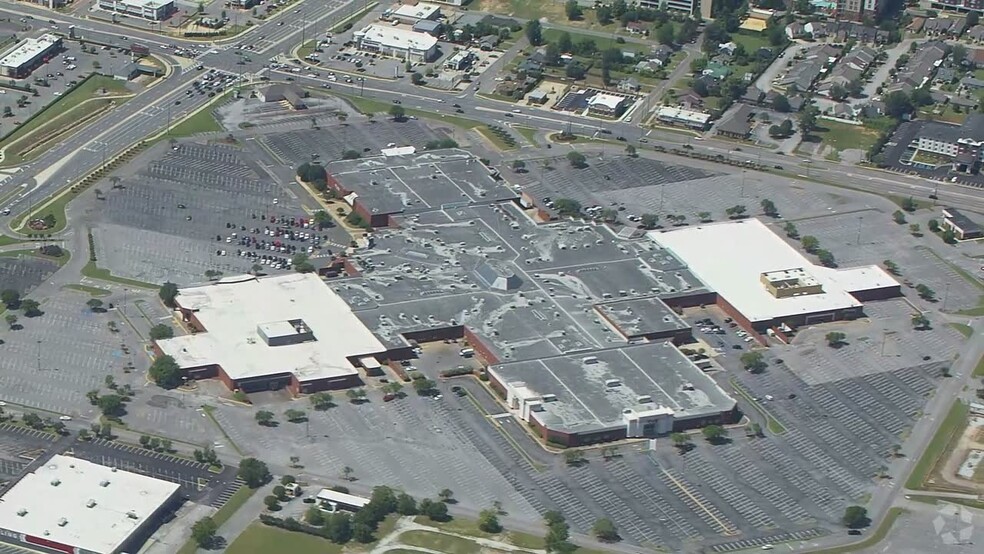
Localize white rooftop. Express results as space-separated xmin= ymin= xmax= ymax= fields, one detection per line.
xmin=657 ymin=106 xmax=712 ymax=124
xmin=0 ymin=455 xmax=179 ymax=554
xmin=0 ymin=34 xmax=60 ymax=70
xmin=392 ymin=2 xmax=441 ymax=20
xmin=156 ymin=273 xmax=387 ymax=382
xmin=588 ymin=92 xmax=628 ymax=110
xmin=356 ymin=24 xmax=438 ymax=52
xmin=648 ymin=219 xmax=899 ymax=323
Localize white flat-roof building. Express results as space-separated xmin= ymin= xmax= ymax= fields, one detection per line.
xmin=648 ymin=219 xmax=901 ymax=330
xmin=97 ymin=0 xmax=175 ymax=21
xmin=0 ymin=455 xmax=180 ymax=554
xmin=354 ymin=24 xmax=439 ymax=62
xmin=587 ymin=92 xmax=631 ymax=117
xmin=390 ymin=2 xmax=442 ymax=24
xmin=0 ymin=34 xmax=62 ymax=78
xmin=157 ymin=273 xmax=389 ymax=394
xmin=656 ymin=106 xmax=712 ymax=130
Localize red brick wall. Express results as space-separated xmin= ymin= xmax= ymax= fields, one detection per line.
xmin=464 ymin=327 xmax=500 ymax=365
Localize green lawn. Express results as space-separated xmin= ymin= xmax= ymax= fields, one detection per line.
xmin=731 ymin=31 xmax=771 ymax=53
xmin=514 ymin=126 xmax=539 ymax=145
xmin=905 ymin=400 xmax=969 ymax=490
xmin=476 ymin=126 xmax=517 ymax=151
xmin=815 ymin=120 xmax=881 ymax=152
xmin=0 ymin=75 xmax=132 ymax=167
xmin=542 ymin=28 xmax=625 ymax=52
xmin=0 ymin=247 xmax=69 ymax=266
xmin=730 ymin=379 xmax=786 ymax=434
xmin=226 ymin=522 xmax=341 ymax=554
xmin=806 ymin=508 xmax=906 ymax=554
xmin=949 ymin=322 xmax=973 ymax=338
xmin=400 ymin=530 xmax=482 ymax=554
xmin=918 ymin=104 xmax=968 ymax=124
xmin=62 ymin=284 xmax=111 ymax=297
xmin=81 ymin=260 xmax=157 ymax=289
xmin=177 ymin=487 xmax=256 ymax=554
xmin=0 ymin=235 xmax=26 ymax=246
xmin=974 ymin=355 xmax=984 ymax=378
xmin=166 ymin=105 xmax=224 ymax=137
xmin=297 ymin=40 xmax=316 ymax=59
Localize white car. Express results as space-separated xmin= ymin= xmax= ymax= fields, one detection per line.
xmin=59 ymin=415 xmax=72 ymax=421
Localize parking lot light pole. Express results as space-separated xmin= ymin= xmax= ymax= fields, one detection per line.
xmin=359 ymin=77 xmax=365 ymax=97
xmin=36 ymin=340 xmax=41 ymax=372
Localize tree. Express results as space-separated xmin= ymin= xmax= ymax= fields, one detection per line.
xmin=816 ymin=249 xmax=836 ymax=267
xmin=149 ymin=324 xmax=174 ymax=340
xmin=255 ymin=410 xmax=275 ymax=426
xmin=313 ymin=210 xmax=332 ymax=230
xmin=784 ymin=222 xmax=799 ymax=239
xmin=928 ymin=219 xmax=940 ymax=232
xmin=2 ymin=106 xmax=10 ymax=117
xmin=284 ymin=409 xmax=306 ymax=423
xmin=901 ymin=196 xmax=918 ymax=212
xmin=564 ymin=0 xmax=582 ymax=20
xmin=310 ymin=392 xmax=333 ymax=411
xmin=760 ymin=199 xmax=778 ymax=217
xmin=411 ymin=71 xmax=424 ymax=85
xmin=264 ymin=495 xmax=281 ymax=510
xmin=911 ymin=313 xmax=930 ymax=330
xmin=772 ymin=94 xmax=790 ymax=113
xmin=413 ymin=378 xmax=437 ymax=396
xmin=149 ymin=355 xmax=182 ymax=389
xmin=511 ymin=159 xmax=527 ymax=172
xmin=388 ymin=104 xmax=405 ymax=120
xmin=909 ymin=223 xmax=921 ymax=236
xmin=563 ymin=449 xmax=586 ymax=466
xmin=740 ymin=351 xmax=767 ymax=373
xmin=191 ymin=517 xmax=217 ymax=548
xmin=799 ymin=104 xmax=819 ymax=136
xmin=342 ymin=465 xmax=355 ymax=481
xmin=86 ymin=298 xmax=103 ymax=312
xmin=526 ymin=19 xmax=543 ymax=46
xmin=826 ymin=331 xmax=847 ymax=347
xmin=5 ymin=313 xmax=17 ymax=330
xmin=438 ymin=489 xmax=454 ymax=503
xmin=842 ymin=505 xmax=870 ymax=528
xmin=291 ymin=253 xmax=315 ymax=273
xmin=942 ymin=228 xmax=957 ymax=244
xmin=565 ymin=61 xmax=586 ymax=79
xmin=566 ymin=151 xmax=587 ymax=168
xmin=238 ymin=458 xmax=271 ymax=488
xmin=158 ymin=282 xmax=178 ymax=308
xmin=725 ymin=205 xmax=747 ymax=219
xmin=702 ymin=425 xmax=726 ymax=443
xmin=422 ymin=499 xmax=449 ymax=521
xmin=748 ymin=422 xmax=763 ymax=437
xmin=592 ymin=518 xmax=619 ymax=542
xmin=625 ymin=144 xmax=637 ymax=157
xmin=352 ymin=521 xmax=374 ymax=543
xmin=885 ymin=90 xmax=913 ymax=119
xmin=397 ymin=493 xmax=418 ymax=515
xmin=20 ymin=299 xmax=40 ymax=317
xmin=306 ymin=505 xmax=325 ymax=526
xmin=97 ymin=394 xmax=124 ymax=417
xmin=473 ymin=506 xmax=502 ymax=532
xmin=553 ymin=198 xmax=582 ymax=217
xmin=194 ymin=446 xmax=219 ymax=465
xmin=883 ymin=259 xmax=900 ymax=275
xmin=916 ymin=284 xmax=936 ymax=301
xmin=671 ymin=432 xmax=691 ymax=449
xmin=656 ymin=23 xmax=675 ymax=45
xmin=22 ymin=412 xmax=43 ymax=429
xmin=801 ymin=235 xmax=820 ymax=254
xmin=323 ymin=512 xmax=352 ymax=543
xmin=544 ymin=512 xmax=574 ymax=553
xmin=640 ymin=213 xmax=659 ymax=229
xmin=346 ymin=388 xmax=367 ymax=403
xmin=1 ymin=289 xmax=19 ymax=309
xmin=892 ymin=210 xmax=907 ymax=224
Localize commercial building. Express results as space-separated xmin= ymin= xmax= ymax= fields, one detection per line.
xmin=155 ymin=273 xmax=390 ymax=394
xmin=98 ymin=0 xmax=175 ymax=21
xmin=353 ymin=24 xmax=438 ymax=62
xmin=648 ymin=219 xmax=901 ymax=333
xmin=933 ymin=0 xmax=984 ymax=14
xmin=942 ymin=207 xmax=984 ymax=240
xmin=389 ymin=2 xmax=442 ymax=25
xmin=586 ymin=92 xmax=631 ymax=117
xmin=489 ymin=342 xmax=738 ymax=447
xmin=444 ymin=50 xmax=475 ymax=70
xmin=910 ymin=113 xmax=984 ymax=173
xmin=27 ymin=0 xmax=67 ymax=8
xmin=0 ymin=455 xmax=180 ymax=554
xmin=638 ymin=0 xmax=703 ymax=16
xmin=257 ymin=84 xmax=307 ymax=110
xmin=315 ymin=489 xmax=370 ymax=513
xmin=656 ymin=106 xmax=712 ymax=130
xmin=594 ymin=297 xmax=692 ymax=343
xmin=0 ymin=34 xmax=62 ymax=79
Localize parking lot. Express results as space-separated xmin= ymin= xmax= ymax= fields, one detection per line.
xmin=91 ymin=140 xmax=339 ymax=284
xmin=0 ymin=253 xmax=60 ymax=297
xmin=0 ymin=291 xmax=147 ymax=416
xmin=259 ymin=119 xmax=454 ymax=167
xmin=0 ymin=423 xmax=56 ymax=481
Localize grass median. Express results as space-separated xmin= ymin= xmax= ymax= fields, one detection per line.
xmin=177 ymin=486 xmax=255 ymax=554
xmin=805 ymin=507 xmax=906 ymax=554
xmin=0 ymin=75 xmax=132 ymax=167
xmin=905 ymin=400 xmax=969 ymax=490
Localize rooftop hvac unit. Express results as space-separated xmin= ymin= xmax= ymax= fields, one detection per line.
xmin=541 ymin=393 xmax=558 ymax=402
xmin=50 ymin=479 xmax=61 ymax=487
xmin=637 ymin=395 xmax=653 ymax=403
xmin=582 ymin=356 xmax=599 ymax=364
xmin=57 ymin=518 xmax=68 ymax=527
xmin=605 ymin=379 xmax=621 ymax=388
xmin=16 ymin=509 xmax=27 ymax=517
xmin=100 ymin=480 xmax=110 ymax=487
xmin=126 ymin=511 xmax=139 ymax=520
xmin=86 ymin=499 xmax=97 ymax=508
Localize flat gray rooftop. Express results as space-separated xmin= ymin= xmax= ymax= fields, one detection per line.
xmin=327 ymin=150 xmax=518 ymax=216
xmin=596 ymin=296 xmax=690 ymax=338
xmin=338 ymin=202 xmax=710 ymax=362
xmin=490 ymin=342 xmax=736 ymax=434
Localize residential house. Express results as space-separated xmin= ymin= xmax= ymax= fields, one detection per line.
xmin=935 ymin=66 xmax=958 ymax=84
xmin=625 ymin=21 xmax=649 ymax=35
xmin=884 ymin=41 xmax=946 ymax=95
xmin=652 ymin=45 xmax=674 ymax=65
xmin=702 ymin=61 xmax=731 ymax=81
xmin=676 ymin=89 xmax=704 ymax=110
xmin=960 ymin=76 xmax=984 ymax=93
xmin=829 ymin=102 xmax=858 ymax=119
xmin=635 ymin=59 xmax=662 ymax=74
xmin=967 ymin=25 xmax=984 ymax=44
xmin=922 ymin=17 xmax=968 ymax=38
xmin=479 ymin=35 xmax=499 ymax=50
xmin=740 ymin=86 xmax=766 ymax=105
xmin=967 ymin=48 xmax=984 ymax=68
xmin=716 ymin=104 xmax=756 ymax=139
xmin=816 ymin=46 xmax=876 ymax=97
xmin=951 ymin=95 xmax=979 ymax=110
xmin=617 ymin=77 xmax=641 ymax=93
xmin=773 ymin=45 xmax=838 ymax=93
xmin=718 ymin=41 xmax=738 ymax=56
xmin=859 ymin=100 xmax=885 ymax=118
xmin=908 ymin=17 xmax=926 ymax=34
xmin=785 ymin=21 xmax=806 ymax=40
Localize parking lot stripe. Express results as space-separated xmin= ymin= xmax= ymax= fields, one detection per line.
xmin=660 ymin=468 xmax=739 ymax=536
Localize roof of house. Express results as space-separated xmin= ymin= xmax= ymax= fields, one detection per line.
xmin=716 ymin=104 xmax=755 ymax=136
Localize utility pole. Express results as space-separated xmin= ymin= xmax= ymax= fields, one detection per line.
xmin=856 ymin=216 xmax=863 ymax=245
xmin=36 ymin=340 xmax=41 ymax=372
